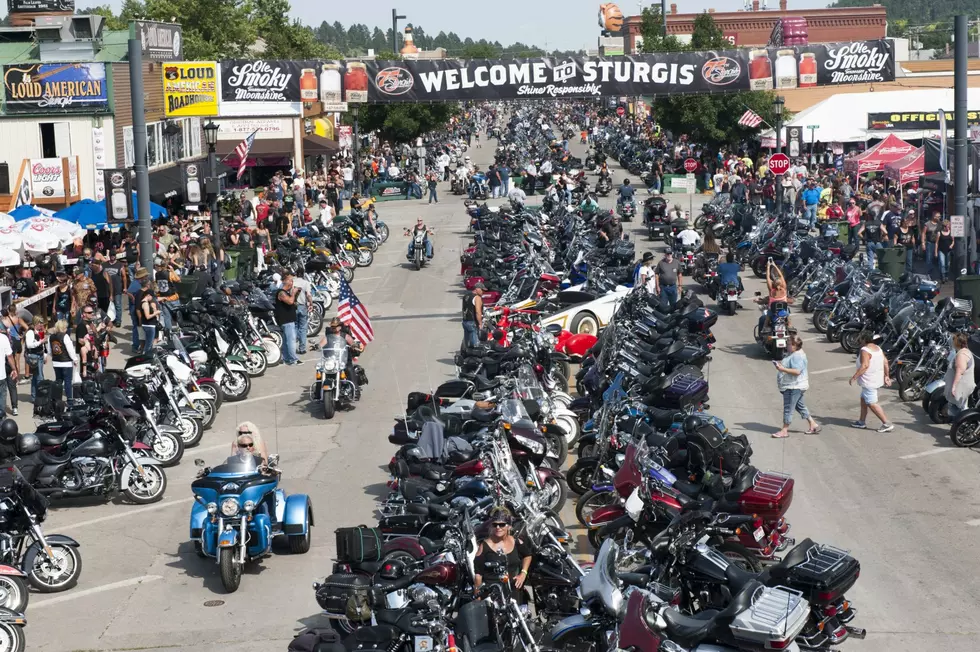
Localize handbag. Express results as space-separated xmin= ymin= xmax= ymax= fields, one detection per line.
xmin=107 ymin=301 xmax=117 ymax=323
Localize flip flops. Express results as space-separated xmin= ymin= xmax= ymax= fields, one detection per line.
xmin=805 ymin=426 xmax=822 ymax=435
xmin=771 ymin=431 xmax=790 ymax=438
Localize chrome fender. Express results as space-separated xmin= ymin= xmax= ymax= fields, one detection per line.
xmin=23 ymin=534 xmax=80 ymax=576
xmin=217 ymin=529 xmax=238 ymax=548
xmin=120 ymin=456 xmax=163 ymax=487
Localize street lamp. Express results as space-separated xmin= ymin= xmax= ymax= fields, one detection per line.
xmin=203 ymin=120 xmax=220 ymax=246
xmin=773 ymin=96 xmax=784 ymax=214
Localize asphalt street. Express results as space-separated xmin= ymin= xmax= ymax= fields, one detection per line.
xmin=24 ymin=135 xmax=980 ymax=651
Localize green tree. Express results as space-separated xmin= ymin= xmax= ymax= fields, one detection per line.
xmin=640 ymin=10 xmax=780 ymax=146
xmin=461 ymin=42 xmax=498 ymax=59
xmin=252 ymin=0 xmax=338 ymax=59
xmin=350 ymin=103 xmax=460 ymax=144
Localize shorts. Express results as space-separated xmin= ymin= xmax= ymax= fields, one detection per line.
xmin=860 ymin=387 xmax=879 ymax=405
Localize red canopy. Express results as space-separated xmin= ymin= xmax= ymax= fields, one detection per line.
xmin=843 ymin=134 xmax=917 ymax=174
xmin=883 ymin=148 xmax=924 ymax=185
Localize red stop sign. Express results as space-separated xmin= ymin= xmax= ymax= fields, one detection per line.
xmin=768 ymin=153 xmax=791 ymax=176
xmin=616 ymin=106 xmax=625 ymax=117
xmin=684 ymin=158 xmax=698 ymax=173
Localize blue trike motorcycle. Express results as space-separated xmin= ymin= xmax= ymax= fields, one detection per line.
xmin=189 ymin=453 xmax=313 ymax=592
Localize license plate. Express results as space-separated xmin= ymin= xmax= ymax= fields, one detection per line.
xmin=728 ymin=292 xmax=738 ymax=299
xmin=776 ymin=339 xmax=786 ymax=348
xmin=414 ymin=636 xmax=433 ymax=652
xmin=753 ymin=526 xmax=765 ymax=542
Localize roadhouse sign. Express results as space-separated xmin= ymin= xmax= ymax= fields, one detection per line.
xmin=365 ymin=39 xmax=893 ymax=103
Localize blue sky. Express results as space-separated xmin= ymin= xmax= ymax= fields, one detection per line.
xmin=95 ymin=0 xmax=837 ymax=52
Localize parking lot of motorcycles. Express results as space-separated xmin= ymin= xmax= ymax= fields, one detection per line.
xmin=0 ymin=206 xmax=393 ymax=651
xmin=310 ymin=108 xmax=869 ymax=652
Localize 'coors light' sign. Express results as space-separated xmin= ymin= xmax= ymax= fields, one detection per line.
xmin=821 ymin=41 xmax=891 ymax=85
xmin=221 ymin=60 xmax=294 ymax=102
xmin=29 ymin=158 xmax=65 ymax=199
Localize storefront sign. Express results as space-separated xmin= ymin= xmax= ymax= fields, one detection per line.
xmin=218 ymin=59 xmax=363 ymax=116
xmin=363 ymin=39 xmax=893 ymax=102
xmin=92 ymin=127 xmax=107 ymax=200
xmin=868 ymin=110 xmax=980 ymax=131
xmin=163 ymin=61 xmax=218 ymax=117
xmin=339 ymin=125 xmax=353 ymax=149
xmin=104 ymin=169 xmax=134 ymax=223
xmin=7 ymin=0 xmax=73 ymax=12
xmin=218 ymin=119 xmax=289 ymax=136
xmin=2 ymin=62 xmax=108 ymax=112
xmin=137 ymin=21 xmax=183 ymax=61
xmin=28 ymin=158 xmax=66 ymax=199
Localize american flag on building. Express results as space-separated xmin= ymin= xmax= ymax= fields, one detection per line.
xmin=233 ymin=130 xmax=258 ymax=181
xmin=737 ymin=109 xmax=764 ymax=128
xmin=337 ymin=278 xmax=375 ymax=344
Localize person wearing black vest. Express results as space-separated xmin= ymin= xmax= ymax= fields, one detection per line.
xmin=276 ymin=274 xmax=302 ymax=366
xmin=462 ymin=284 xmax=485 ymax=349
xmin=858 ymin=211 xmax=886 ymax=270
xmin=47 ymin=320 xmax=77 ymax=401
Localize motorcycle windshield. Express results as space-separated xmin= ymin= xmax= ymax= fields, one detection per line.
xmin=499 ymin=398 xmax=529 ymax=424
xmin=208 ymin=454 xmax=262 ymax=476
xmin=321 ymin=335 xmax=349 ymax=367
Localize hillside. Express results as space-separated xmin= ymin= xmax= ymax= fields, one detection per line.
xmin=833 ymin=0 xmax=980 ymax=47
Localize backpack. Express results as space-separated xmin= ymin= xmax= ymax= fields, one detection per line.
xmin=287 ymin=628 xmax=343 ymax=652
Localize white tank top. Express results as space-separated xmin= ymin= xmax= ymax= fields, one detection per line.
xmin=857 ymin=346 xmax=885 ymax=388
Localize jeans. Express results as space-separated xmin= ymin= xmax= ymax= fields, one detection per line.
xmin=938 ymin=249 xmax=951 ymax=281
xmin=112 ymin=294 xmax=123 ymax=327
xmin=804 ymin=205 xmax=817 ymax=227
xmin=848 ymin=224 xmax=860 ymax=245
xmin=0 ymin=375 xmax=14 ymax=413
xmin=159 ymin=300 xmax=177 ymax=333
xmin=564 ymin=188 xmax=573 ymax=204
xmin=54 ymin=365 xmax=73 ymax=401
xmin=949 ymin=403 xmax=962 ymax=421
xmin=781 ymin=389 xmax=811 ymax=425
xmin=282 ymin=321 xmax=298 ymax=364
xmin=661 ymin=284 xmax=678 ymax=307
xmin=130 ymin=306 xmax=141 ymax=351
xmin=904 ymin=247 xmax=915 ymax=275
xmin=295 ymin=308 xmax=308 ymax=354
xmin=502 ymin=178 xmax=510 ymax=196
xmin=462 ymin=320 xmax=480 ymax=348
xmin=428 ymin=186 xmax=438 ymax=203
xmin=27 ymin=355 xmax=43 ymax=401
xmin=866 ymin=242 xmax=881 ymax=269
xmin=491 ymin=185 xmax=500 ymax=199
xmin=344 ymin=180 xmax=353 ymax=198
xmin=407 ymin=238 xmax=434 ymax=259
xmin=925 ymin=246 xmax=935 ymax=277
xmin=142 ymin=325 xmax=156 ymax=354
xmin=525 ymin=175 xmax=535 ymax=196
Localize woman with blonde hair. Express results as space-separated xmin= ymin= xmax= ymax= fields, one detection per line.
xmin=231 ymin=421 xmax=268 ymax=464
xmin=47 ymin=319 xmax=78 ymax=400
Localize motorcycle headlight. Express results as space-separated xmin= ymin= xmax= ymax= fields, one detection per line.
xmin=206 ymin=502 xmax=218 ymax=515
xmin=220 ymin=498 xmax=240 ymax=517
xmin=513 ymin=434 xmax=545 ymax=455
xmin=243 ymin=500 xmax=255 ymax=513
xmin=323 ymin=358 xmax=339 ymax=372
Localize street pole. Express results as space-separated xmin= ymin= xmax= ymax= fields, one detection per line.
xmin=128 ymin=37 xmax=153 ymax=272
xmin=774 ymin=96 xmax=784 ymax=214
xmin=391 ymin=9 xmax=406 ymax=54
xmin=208 ymin=144 xmax=219 ymax=247
xmin=661 ymin=0 xmax=667 ymax=38
xmin=954 ymin=15 xmax=973 ymax=280
xmin=809 ymin=126 xmax=816 ymax=170
xmin=352 ymin=106 xmax=361 ymax=194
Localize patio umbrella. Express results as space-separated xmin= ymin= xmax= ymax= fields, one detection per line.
xmin=0 ymin=212 xmax=14 ymax=227
xmin=8 ymin=205 xmax=56 ymax=220
xmin=94 ymin=193 xmax=168 ymax=220
xmin=20 ymin=229 xmax=63 ymax=253
xmin=17 ymin=216 xmax=85 ymax=243
xmin=0 ymin=226 xmax=22 ymax=249
xmin=0 ymin=247 xmax=21 ymax=267
xmin=55 ymin=199 xmax=110 ymax=230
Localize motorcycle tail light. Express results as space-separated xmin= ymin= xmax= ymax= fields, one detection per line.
xmin=752 ymin=516 xmax=763 ymax=530
xmin=817 ymin=589 xmax=840 ymax=602
xmin=766 ymin=639 xmax=793 ymax=649
xmin=823 ymin=604 xmax=839 ymax=617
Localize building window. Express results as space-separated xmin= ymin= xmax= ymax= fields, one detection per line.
xmin=123 ymin=118 xmax=199 ymax=170
xmin=123 ymin=126 xmax=134 ymax=167
xmin=39 ymin=122 xmax=72 ymax=158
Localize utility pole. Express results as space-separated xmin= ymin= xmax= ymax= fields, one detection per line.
xmin=127 ymin=33 xmax=153 ymax=272
xmin=954 ymin=15 xmax=975 ymax=279
xmin=391 ymin=9 xmax=406 ymax=54
xmin=662 ymin=0 xmax=668 ymax=38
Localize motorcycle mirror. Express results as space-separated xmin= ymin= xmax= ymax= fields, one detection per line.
xmin=754 ymin=291 xmax=762 ymax=297
xmin=268 ymin=453 xmax=280 ymax=466
xmin=194 ymin=458 xmax=205 ymax=467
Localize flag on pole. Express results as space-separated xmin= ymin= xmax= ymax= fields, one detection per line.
xmin=337 ymin=278 xmax=375 ymax=343
xmin=738 ymin=109 xmax=764 ymax=128
xmin=232 ymin=130 xmax=258 ymax=181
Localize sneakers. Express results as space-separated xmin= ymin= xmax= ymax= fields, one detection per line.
xmin=851 ymin=420 xmax=867 ymax=429
xmin=10 ymin=408 xmax=17 ymax=416
xmin=294 ymin=359 xmax=304 ymax=365
xmin=877 ymin=423 xmax=895 ymax=433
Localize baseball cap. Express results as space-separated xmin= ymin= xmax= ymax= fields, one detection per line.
xmin=473 ymin=282 xmax=487 ymax=290
xmin=664 ymin=247 xmax=673 ymax=255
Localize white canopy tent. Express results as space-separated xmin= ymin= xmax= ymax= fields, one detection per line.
xmin=759 ymin=88 xmax=980 ymax=145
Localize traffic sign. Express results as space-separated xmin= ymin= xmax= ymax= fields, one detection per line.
xmin=684 ymin=173 xmax=697 ymax=194
xmin=951 ymin=215 xmax=965 ymax=238
xmin=616 ymin=106 xmax=625 ymax=117
xmin=684 ymin=158 xmax=698 ymax=173
xmin=768 ymin=153 xmax=791 ymax=176
xmin=806 ymin=125 xmax=820 ymax=129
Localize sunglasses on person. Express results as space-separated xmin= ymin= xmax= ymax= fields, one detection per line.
xmin=491 ymin=522 xmax=508 ymax=528
xmin=238 ymin=442 xmax=254 ymax=449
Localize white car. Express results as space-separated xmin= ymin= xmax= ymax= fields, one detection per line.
xmin=511 ymin=284 xmax=631 ymax=335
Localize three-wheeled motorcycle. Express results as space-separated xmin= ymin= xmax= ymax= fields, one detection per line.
xmin=189 ymin=454 xmax=313 ymax=593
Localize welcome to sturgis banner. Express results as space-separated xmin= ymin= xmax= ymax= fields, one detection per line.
xmin=364 ymin=39 xmax=893 ymax=103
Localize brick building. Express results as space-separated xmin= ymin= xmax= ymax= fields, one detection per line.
xmin=623 ymin=1 xmax=887 ymax=51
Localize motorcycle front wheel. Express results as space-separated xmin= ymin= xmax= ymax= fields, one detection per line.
xmin=176 ymin=415 xmax=203 ymax=448
xmin=567 ymin=458 xmax=598 ymax=496
xmin=540 ymin=476 xmax=568 ymax=513
xmin=27 ymin=543 xmax=82 ymax=593
xmin=307 ymin=303 xmax=325 ymax=338
xmin=262 ymin=338 xmax=282 ymax=367
xmin=575 ymin=489 xmax=617 ymax=527
xmin=322 ymin=393 xmax=336 ymax=420
xmin=220 ymin=370 xmax=251 ymax=402
xmin=190 ymin=397 xmax=217 ymax=430
xmin=356 ymin=249 xmax=374 ymax=267
xmin=197 ymin=379 xmax=223 ymax=411
xmin=219 ymin=548 xmax=242 ymax=593
xmin=840 ymin=330 xmax=862 ymax=355
xmin=950 ymin=414 xmax=980 ymax=447
xmin=146 ymin=429 xmax=184 ymax=466
xmin=122 ymin=463 xmax=167 ymax=504
xmin=812 ymin=309 xmax=831 ymax=333
xmin=898 ymin=371 xmax=927 ymax=402
xmin=0 ymin=622 xmax=25 ymax=652
xmin=240 ymin=349 xmax=267 ymax=377
xmin=0 ymin=575 xmax=28 ymax=612
xmin=376 ymin=223 xmax=390 ymax=243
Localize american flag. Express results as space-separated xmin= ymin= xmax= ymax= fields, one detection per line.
xmin=737 ymin=109 xmax=764 ymax=128
xmin=233 ymin=130 xmax=258 ymax=181
xmin=337 ymin=278 xmax=375 ymax=344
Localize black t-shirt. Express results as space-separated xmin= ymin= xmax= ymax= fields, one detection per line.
xmin=275 ymin=288 xmax=298 ymax=324
xmin=125 ymin=240 xmax=139 ymax=264
xmin=92 ymin=269 xmax=111 ymax=298
xmin=105 ymin=262 xmax=125 ymax=294
xmin=475 ymin=537 xmax=532 ymax=589
xmin=75 ymin=322 xmax=90 ymax=346
xmin=13 ymin=276 xmax=37 ymax=298
xmin=864 ymin=217 xmax=882 ymax=243
xmin=54 ymin=286 xmax=71 ymax=314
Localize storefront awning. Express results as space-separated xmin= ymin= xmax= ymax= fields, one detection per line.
xmin=215 ymin=137 xmax=294 ymax=158
xmin=303 ymin=133 xmax=339 ymax=155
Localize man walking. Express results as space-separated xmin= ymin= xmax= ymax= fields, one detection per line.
xmin=461 ymin=283 xmax=485 ymax=349
xmin=801 ymin=179 xmax=821 ymax=229
xmin=655 ymin=249 xmax=683 ymax=307
xmin=524 ymin=160 xmax=537 ymax=197
xmin=293 ymin=271 xmax=313 ymax=356
xmin=275 ymin=273 xmax=303 ymax=366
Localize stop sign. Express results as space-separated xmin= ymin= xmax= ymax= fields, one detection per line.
xmin=768 ymin=153 xmax=791 ymax=176
xmin=684 ymin=158 xmax=698 ymax=173
xmin=616 ymin=106 xmax=625 ymax=117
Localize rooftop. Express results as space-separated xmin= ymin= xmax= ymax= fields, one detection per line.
xmin=0 ymin=28 xmax=129 ymax=64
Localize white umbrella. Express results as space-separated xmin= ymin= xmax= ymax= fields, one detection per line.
xmin=17 ymin=216 xmax=84 ymax=241
xmin=0 ymin=212 xmax=14 ymax=227
xmin=0 ymin=226 xmax=22 ymax=249
xmin=20 ymin=230 xmax=63 ymax=253
xmin=0 ymin=247 xmax=20 ymax=267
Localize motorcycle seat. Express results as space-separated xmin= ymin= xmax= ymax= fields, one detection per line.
xmin=767 ymin=538 xmax=817 ymax=580
xmin=349 ymin=560 xmax=384 ymax=575
xmin=618 ymin=571 xmax=651 ymax=588
xmin=36 ymin=432 xmax=69 ymax=447
xmin=39 ymin=449 xmax=72 ymax=464
xmin=428 ymin=503 xmax=452 ymax=521
xmin=672 ymin=479 xmax=703 ymax=498
xmin=419 ymin=536 xmax=445 ymax=555
xmin=644 ymin=406 xmax=681 ymax=429
xmin=471 ymin=407 xmax=499 ymax=423
xmin=659 ymin=608 xmax=722 ymax=648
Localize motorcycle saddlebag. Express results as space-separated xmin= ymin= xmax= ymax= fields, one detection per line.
xmin=685 ymin=307 xmax=718 ymax=332
xmin=686 ymin=422 xmax=752 ymax=476
xmin=769 ymin=540 xmax=861 ymax=605
xmin=388 ymin=419 xmax=417 ymax=445
xmin=32 ymin=380 xmax=64 ymax=419
xmin=288 ymin=627 xmax=343 ymax=652
xmin=659 ymin=374 xmax=709 ymax=410
xmin=335 ymin=526 xmax=383 ymax=563
xmin=315 ymin=573 xmax=373 ymax=621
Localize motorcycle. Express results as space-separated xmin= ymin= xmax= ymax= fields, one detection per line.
xmin=189 ymin=454 xmax=312 ymax=592
xmin=406 ymin=229 xmax=429 ymax=271
xmin=718 ymin=282 xmax=742 ymax=317
xmin=617 ymin=200 xmax=636 ymax=222
xmin=312 ymin=334 xmax=365 ymax=419
xmin=754 ymin=293 xmax=795 ymax=359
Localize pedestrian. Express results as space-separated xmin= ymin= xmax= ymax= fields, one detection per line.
xmin=935 ymin=220 xmax=954 ymax=283
xmin=426 ymin=171 xmax=439 ymax=204
xmin=944 ymin=331 xmax=976 ymax=422
xmin=292 ymin=270 xmax=313 ymax=356
xmin=772 ymin=335 xmax=820 ymax=438
xmin=47 ymin=320 xmax=75 ymax=401
xmin=845 ymin=199 xmax=862 ymax=245
xmin=920 ymin=211 xmax=942 ymax=275
xmin=857 ymin=210 xmax=885 ymax=269
xmin=849 ymin=331 xmax=894 ymax=432
xmin=461 ymin=283 xmax=485 ymax=349
xmin=655 ymin=249 xmax=682 ymax=307
xmin=106 ymin=253 xmax=127 ymax=327
xmin=894 ymin=215 xmax=917 ymax=274
xmin=128 ymin=267 xmax=148 ymax=353
xmin=801 ymin=179 xmax=821 ymax=229
xmin=24 ymin=316 xmax=46 ymax=403
xmin=0 ymin=305 xmax=28 ymax=383
xmin=0 ymin=327 xmax=15 ymax=418
xmin=634 ymin=252 xmax=657 ymax=292
xmin=275 ymin=273 xmax=303 ymax=366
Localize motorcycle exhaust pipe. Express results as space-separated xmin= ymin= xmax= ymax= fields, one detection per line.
xmin=845 ymin=626 xmax=867 ymax=640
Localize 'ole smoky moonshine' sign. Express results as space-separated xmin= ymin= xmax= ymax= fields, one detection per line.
xmin=2 ymin=62 xmax=108 ymax=113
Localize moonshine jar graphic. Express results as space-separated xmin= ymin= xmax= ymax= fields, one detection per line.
xmin=799 ymin=52 xmax=817 ymax=87
xmin=300 ymin=68 xmax=317 ymax=101
xmin=344 ymin=62 xmax=368 ymax=103
xmin=748 ymin=49 xmax=773 ymax=91
xmin=109 ymin=172 xmax=128 ymax=221
xmin=320 ymin=63 xmax=342 ymax=104
xmin=775 ymin=49 xmax=798 ymax=89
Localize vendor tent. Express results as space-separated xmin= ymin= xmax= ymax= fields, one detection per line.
xmin=883 ymin=148 xmax=925 ymax=185
xmin=843 ymin=134 xmax=916 ymax=174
